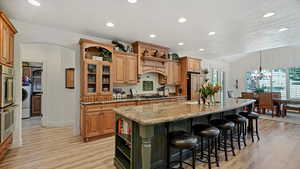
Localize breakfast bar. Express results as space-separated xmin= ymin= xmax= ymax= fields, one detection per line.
xmin=113 ymin=99 xmax=255 ymax=169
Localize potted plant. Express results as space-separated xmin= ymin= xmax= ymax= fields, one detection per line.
xmin=199 ymin=82 xmax=221 ymax=105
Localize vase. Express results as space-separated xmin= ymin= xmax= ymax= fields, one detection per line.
xmin=210 ymin=95 xmax=215 ymax=105
xmin=201 ymin=97 xmax=207 ymax=105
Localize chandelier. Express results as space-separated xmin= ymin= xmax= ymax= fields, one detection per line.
xmin=250 ymin=50 xmax=271 ymax=81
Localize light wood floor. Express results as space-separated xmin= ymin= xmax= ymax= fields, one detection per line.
xmin=1 ymin=119 xmax=300 ymax=169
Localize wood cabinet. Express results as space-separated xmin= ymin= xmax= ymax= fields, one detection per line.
xmin=0 ymin=12 xmax=17 ymax=67
xmin=31 ymin=95 xmax=42 ymax=116
xmin=166 ymin=61 xmax=181 ymax=85
xmin=79 ymin=39 xmax=114 ymax=102
xmin=113 ymin=51 xmax=138 ymax=85
xmin=80 ymin=97 xmax=186 ymax=142
xmin=187 ymin=58 xmax=201 ymax=72
xmin=0 ymin=135 xmax=12 ymax=161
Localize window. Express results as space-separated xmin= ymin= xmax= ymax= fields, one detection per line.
xmin=272 ymin=68 xmax=287 ymax=99
xmin=289 ymin=67 xmax=300 ymax=99
xmin=245 ymin=67 xmax=300 ymax=99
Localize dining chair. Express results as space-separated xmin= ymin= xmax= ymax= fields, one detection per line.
xmin=259 ymin=93 xmax=280 ymax=117
xmin=241 ymin=92 xmax=259 ymax=112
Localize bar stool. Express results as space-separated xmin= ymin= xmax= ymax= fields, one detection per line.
xmin=239 ymin=111 xmax=260 ymax=142
xmin=192 ymin=124 xmax=220 ymax=169
xmin=210 ymin=119 xmax=236 ymax=161
xmin=167 ymin=131 xmax=198 ymax=169
xmin=224 ymin=114 xmax=247 ymax=150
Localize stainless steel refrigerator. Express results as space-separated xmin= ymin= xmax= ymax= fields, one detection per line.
xmin=187 ymin=73 xmax=205 ymax=100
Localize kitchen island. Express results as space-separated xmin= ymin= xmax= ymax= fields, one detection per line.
xmin=113 ymin=99 xmax=255 ymax=169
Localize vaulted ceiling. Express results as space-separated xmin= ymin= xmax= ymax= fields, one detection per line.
xmin=1 ymin=0 xmax=300 ymax=60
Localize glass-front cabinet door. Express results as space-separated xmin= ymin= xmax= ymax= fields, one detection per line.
xmin=85 ymin=61 xmax=98 ymax=95
xmin=101 ymin=64 xmax=111 ymax=94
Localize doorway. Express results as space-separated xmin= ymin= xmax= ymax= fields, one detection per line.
xmin=22 ymin=61 xmax=43 ymax=129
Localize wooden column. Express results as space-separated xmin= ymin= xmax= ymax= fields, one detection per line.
xmin=139 ymin=125 xmax=154 ymax=169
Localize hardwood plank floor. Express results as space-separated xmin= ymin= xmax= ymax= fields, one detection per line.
xmin=1 ymin=119 xmax=300 ymax=169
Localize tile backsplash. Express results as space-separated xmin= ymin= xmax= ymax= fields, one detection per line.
xmin=113 ymin=72 xmax=176 ymax=95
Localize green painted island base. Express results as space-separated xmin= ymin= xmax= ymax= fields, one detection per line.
xmin=114 ymin=103 xmax=253 ymax=169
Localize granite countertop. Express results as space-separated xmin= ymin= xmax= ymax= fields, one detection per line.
xmin=80 ymin=96 xmax=186 ymax=105
xmin=113 ymin=99 xmax=256 ymax=126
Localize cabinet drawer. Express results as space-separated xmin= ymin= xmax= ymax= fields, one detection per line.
xmin=117 ymin=101 xmax=136 ymax=107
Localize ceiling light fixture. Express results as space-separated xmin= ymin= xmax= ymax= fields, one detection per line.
xmin=178 ymin=42 xmax=184 ymax=46
xmin=27 ymin=0 xmax=41 ymax=6
xmin=178 ymin=17 xmax=187 ymax=23
xmin=106 ymin=22 xmax=115 ymax=28
xmin=149 ymin=34 xmax=157 ymax=38
xmin=263 ymin=12 xmax=275 ymax=18
xmin=128 ymin=0 xmax=138 ymax=4
xmin=199 ymin=48 xmax=205 ymax=52
xmin=208 ymin=32 xmax=216 ymax=36
xmin=279 ymin=28 xmax=288 ymax=32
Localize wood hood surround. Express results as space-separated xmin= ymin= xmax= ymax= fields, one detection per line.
xmin=132 ymin=41 xmax=169 ymax=77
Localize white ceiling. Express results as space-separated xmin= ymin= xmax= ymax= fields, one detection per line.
xmin=1 ymin=0 xmax=300 ymax=60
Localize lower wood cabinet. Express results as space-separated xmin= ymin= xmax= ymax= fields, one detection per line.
xmin=0 ymin=135 xmax=12 ymax=161
xmin=31 ymin=95 xmax=42 ymax=116
xmin=80 ymin=97 xmax=186 ymax=142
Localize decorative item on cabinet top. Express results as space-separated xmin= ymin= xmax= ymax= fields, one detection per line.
xmin=65 ymin=68 xmax=75 ymax=89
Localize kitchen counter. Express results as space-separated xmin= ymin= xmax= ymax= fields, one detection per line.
xmin=80 ymin=96 xmax=186 ymax=105
xmin=114 ymin=99 xmax=255 ymax=126
xmin=114 ymin=98 xmax=255 ymax=169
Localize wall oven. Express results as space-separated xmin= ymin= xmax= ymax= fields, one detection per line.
xmin=0 ymin=105 xmax=15 ymax=142
xmin=0 ymin=65 xmax=14 ymax=108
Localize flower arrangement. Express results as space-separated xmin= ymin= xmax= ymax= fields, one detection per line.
xmin=199 ymin=82 xmax=221 ymax=105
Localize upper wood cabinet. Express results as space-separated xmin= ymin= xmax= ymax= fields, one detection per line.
xmin=166 ymin=61 xmax=181 ymax=85
xmin=79 ymin=38 xmax=114 ymax=102
xmin=113 ymin=51 xmax=138 ymax=85
xmin=0 ymin=12 xmax=17 ymax=67
xmin=187 ymin=58 xmax=201 ymax=72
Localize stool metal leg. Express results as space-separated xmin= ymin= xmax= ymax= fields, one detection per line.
xmin=230 ymin=129 xmax=236 ymax=156
xmin=192 ymin=149 xmax=196 ymax=169
xmin=250 ymin=120 xmax=254 ymax=142
xmin=243 ymin=123 xmax=247 ymax=147
xmin=207 ymin=139 xmax=211 ymax=169
xmin=179 ymin=150 xmax=183 ymax=169
xmin=200 ymin=136 xmax=204 ymax=159
xmin=237 ymin=123 xmax=241 ymax=150
xmin=214 ymin=137 xmax=219 ymax=167
xmin=224 ymin=131 xmax=228 ymax=161
xmin=256 ymin=119 xmax=260 ymax=141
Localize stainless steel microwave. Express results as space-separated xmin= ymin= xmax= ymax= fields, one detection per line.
xmin=0 ymin=65 xmax=14 ymax=108
xmin=0 ymin=105 xmax=15 ymax=143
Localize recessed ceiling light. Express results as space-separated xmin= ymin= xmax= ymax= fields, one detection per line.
xmin=106 ymin=22 xmax=114 ymax=28
xmin=27 ymin=0 xmax=40 ymax=6
xmin=178 ymin=42 xmax=184 ymax=46
xmin=149 ymin=34 xmax=157 ymax=38
xmin=178 ymin=17 xmax=187 ymax=23
xmin=199 ymin=48 xmax=205 ymax=52
xmin=208 ymin=32 xmax=216 ymax=36
xmin=263 ymin=12 xmax=275 ymax=18
xmin=128 ymin=0 xmax=138 ymax=4
xmin=279 ymin=28 xmax=288 ymax=32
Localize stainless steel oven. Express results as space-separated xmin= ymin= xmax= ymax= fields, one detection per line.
xmin=0 ymin=65 xmax=14 ymax=108
xmin=0 ymin=105 xmax=15 ymax=142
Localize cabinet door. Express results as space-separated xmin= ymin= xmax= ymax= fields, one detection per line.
xmin=167 ymin=62 xmax=174 ymax=85
xmin=8 ymin=31 xmax=14 ymax=66
xmin=126 ymin=55 xmax=138 ymax=84
xmin=173 ymin=63 xmax=180 ymax=85
xmin=31 ymin=95 xmax=42 ymax=116
xmin=1 ymin=23 xmax=10 ymax=64
xmin=85 ymin=112 xmax=103 ymax=137
xmin=113 ymin=54 xmax=126 ymax=84
xmin=85 ymin=61 xmax=98 ymax=95
xmin=101 ymin=110 xmax=115 ymax=135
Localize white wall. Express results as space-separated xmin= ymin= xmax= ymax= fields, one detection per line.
xmin=228 ymin=45 xmax=300 ymax=96
xmin=12 ymin=19 xmax=111 ymax=147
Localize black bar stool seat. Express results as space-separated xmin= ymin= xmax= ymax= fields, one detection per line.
xmin=225 ymin=114 xmax=247 ymax=123
xmin=168 ymin=131 xmax=198 ymax=169
xmin=210 ymin=119 xmax=235 ymax=130
xmin=192 ymin=124 xmax=220 ymax=169
xmin=169 ymin=131 xmax=198 ymax=149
